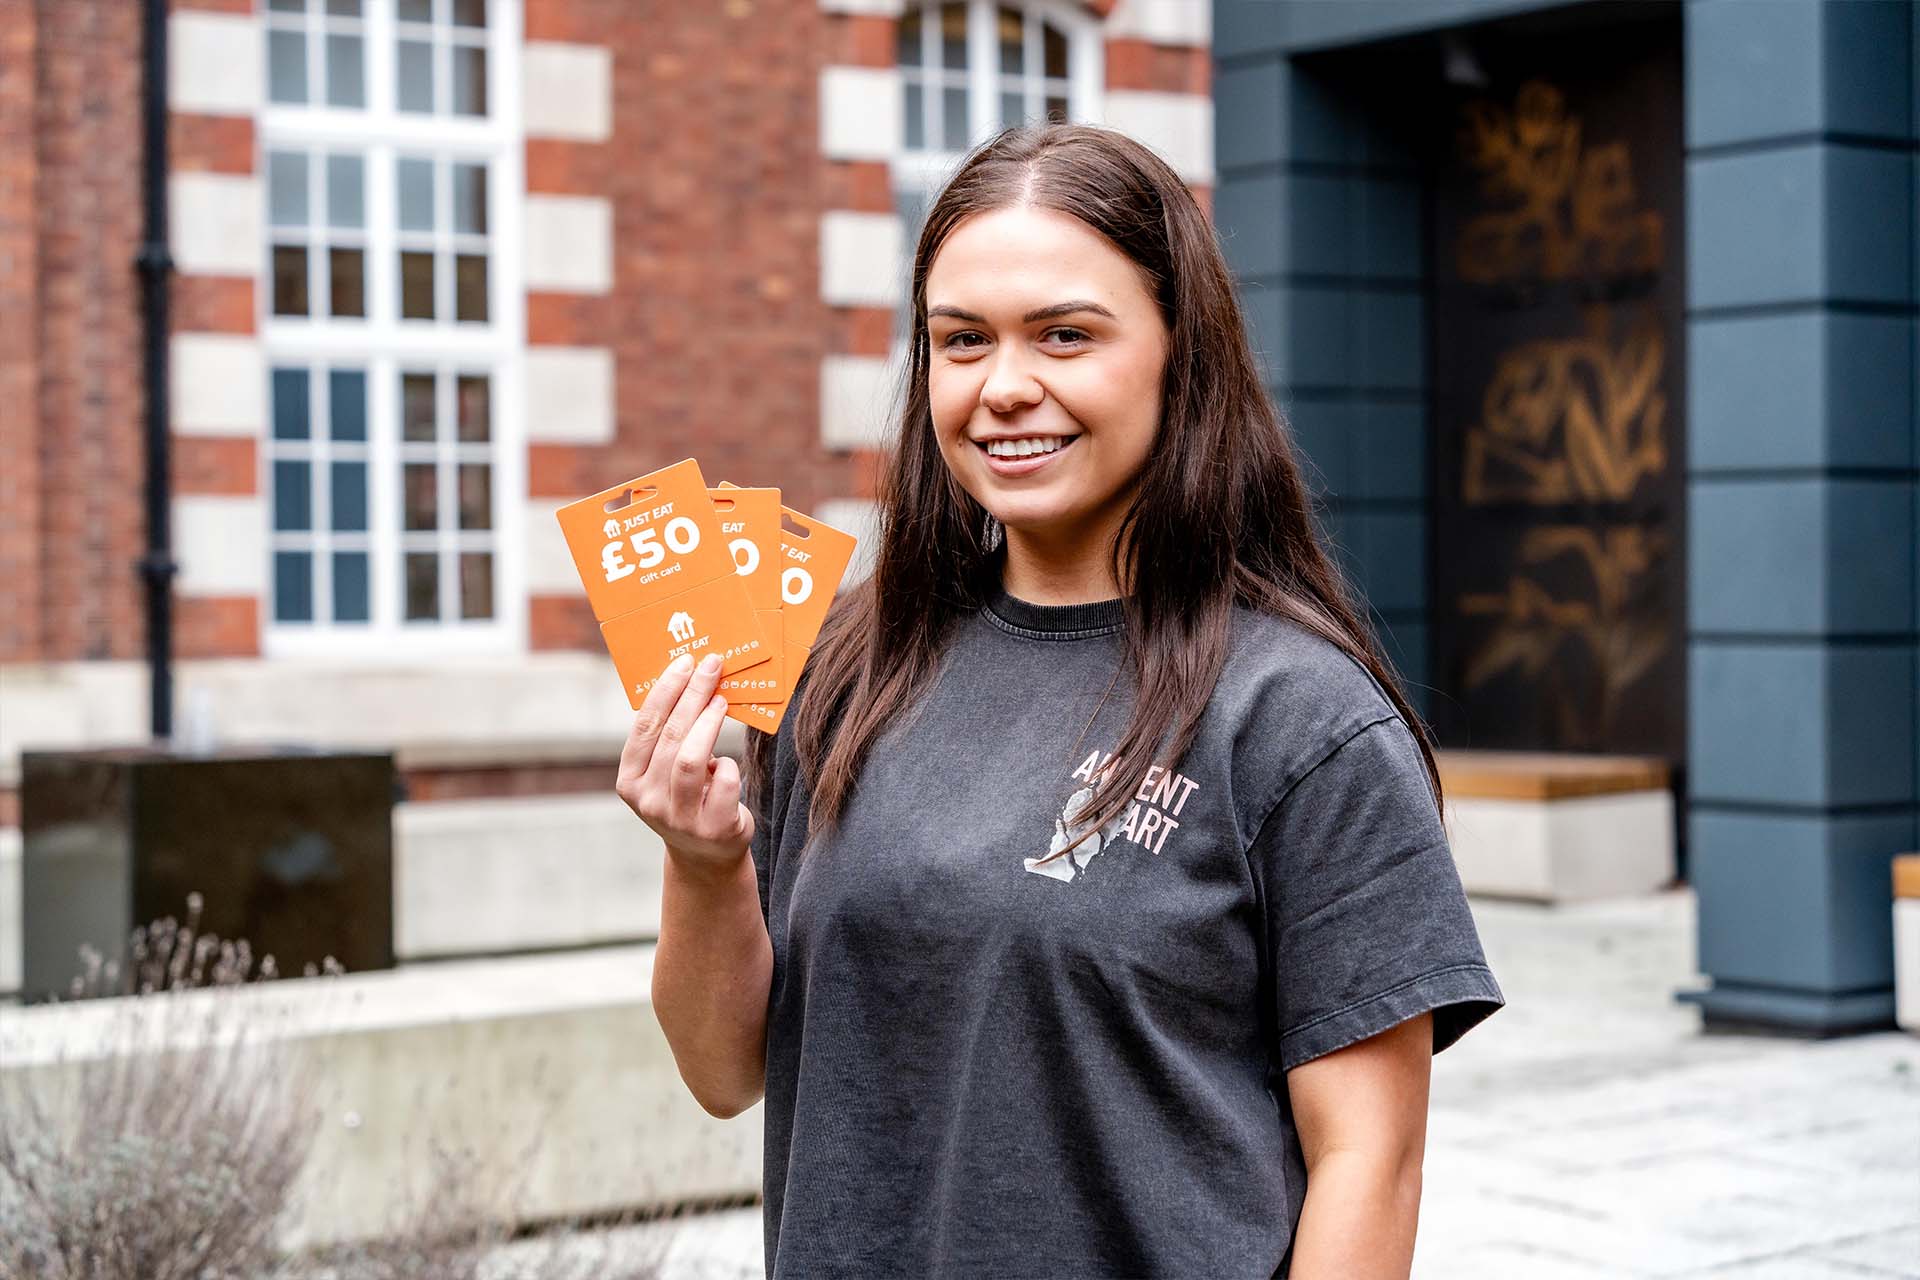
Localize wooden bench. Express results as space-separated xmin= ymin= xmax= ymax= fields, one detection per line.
xmin=1895 ymin=854 xmax=1920 ymax=1035
xmin=1434 ymin=749 xmax=1676 ymax=902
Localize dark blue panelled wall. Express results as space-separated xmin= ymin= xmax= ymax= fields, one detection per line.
xmin=1212 ymin=0 xmax=1920 ymax=1033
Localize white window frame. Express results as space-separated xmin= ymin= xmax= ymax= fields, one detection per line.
xmin=891 ymin=0 xmax=1103 ymax=190
xmin=888 ymin=0 xmax=1103 ymax=362
xmin=260 ymin=0 xmax=525 ymax=661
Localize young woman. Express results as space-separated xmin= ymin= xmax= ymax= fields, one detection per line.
xmin=629 ymin=122 xmax=1506 ymax=1279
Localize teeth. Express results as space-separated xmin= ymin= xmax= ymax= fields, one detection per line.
xmin=985 ymin=436 xmax=1069 ymax=458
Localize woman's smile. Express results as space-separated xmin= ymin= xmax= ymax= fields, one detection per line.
xmin=974 ymin=433 xmax=1082 ymax=477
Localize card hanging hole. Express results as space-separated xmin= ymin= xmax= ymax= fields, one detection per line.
xmin=603 ymin=483 xmax=660 ymax=514
xmin=780 ymin=513 xmax=813 ymax=539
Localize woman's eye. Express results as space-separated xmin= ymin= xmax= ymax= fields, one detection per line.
xmin=1047 ymin=327 xmax=1090 ymax=345
xmin=943 ymin=331 xmax=986 ymax=350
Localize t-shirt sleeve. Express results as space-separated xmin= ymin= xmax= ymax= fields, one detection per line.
xmin=1250 ymin=714 xmax=1506 ymax=1073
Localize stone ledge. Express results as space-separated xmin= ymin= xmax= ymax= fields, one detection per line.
xmin=0 ymin=945 xmax=763 ymax=1250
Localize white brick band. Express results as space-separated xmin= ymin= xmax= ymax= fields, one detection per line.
xmin=174 ymin=495 xmax=268 ymax=595
xmin=1098 ymin=90 xmax=1214 ymax=185
xmin=169 ymin=12 xmax=262 ymax=117
xmin=170 ymin=174 xmax=262 ymax=277
xmin=820 ymin=66 xmax=904 ymax=162
xmin=820 ymin=210 xmax=904 ymax=307
xmin=523 ymin=42 xmax=613 ymax=142
xmin=524 ymin=346 xmax=616 ymax=443
xmin=819 ymin=353 xmax=897 ymax=450
xmin=524 ymin=194 xmax=614 ymax=294
xmin=171 ymin=334 xmax=265 ymax=437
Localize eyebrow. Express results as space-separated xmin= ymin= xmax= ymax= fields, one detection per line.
xmin=925 ymin=300 xmax=1118 ymax=325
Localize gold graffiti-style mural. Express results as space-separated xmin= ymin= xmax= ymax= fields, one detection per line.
xmin=1455 ymin=80 xmax=1663 ymax=284
xmin=1457 ymin=525 xmax=1670 ymax=742
xmin=1448 ymin=80 xmax=1673 ymax=742
xmin=1462 ymin=303 xmax=1667 ymax=505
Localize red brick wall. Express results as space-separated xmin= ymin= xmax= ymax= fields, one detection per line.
xmin=0 ymin=0 xmax=42 ymax=662
xmin=26 ymin=0 xmax=149 ymax=664
xmin=525 ymin=0 xmax=868 ymax=650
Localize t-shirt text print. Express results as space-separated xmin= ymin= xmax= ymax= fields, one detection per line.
xmin=1025 ymin=750 xmax=1203 ymax=881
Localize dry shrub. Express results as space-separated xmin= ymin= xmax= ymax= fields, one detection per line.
xmin=0 ymin=897 xmax=685 ymax=1280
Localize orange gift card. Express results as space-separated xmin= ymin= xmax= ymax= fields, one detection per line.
xmin=717 ymin=483 xmax=860 ymax=733
xmin=556 ymin=459 xmax=771 ymax=708
xmin=711 ymin=486 xmax=785 ymax=707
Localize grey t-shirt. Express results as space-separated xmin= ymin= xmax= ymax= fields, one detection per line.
xmin=747 ymin=585 xmax=1505 ymax=1278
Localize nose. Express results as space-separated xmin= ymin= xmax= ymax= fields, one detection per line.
xmin=979 ymin=346 xmax=1044 ymax=415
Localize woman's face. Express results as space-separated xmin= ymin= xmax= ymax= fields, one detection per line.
xmin=923 ymin=204 xmax=1169 ymax=548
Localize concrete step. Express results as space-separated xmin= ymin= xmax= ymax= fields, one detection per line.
xmin=0 ymin=944 xmax=763 ymax=1251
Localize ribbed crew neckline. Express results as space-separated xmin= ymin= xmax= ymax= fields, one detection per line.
xmin=984 ymin=584 xmax=1127 ymax=639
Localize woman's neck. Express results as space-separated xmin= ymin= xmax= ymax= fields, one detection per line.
xmin=998 ymin=525 xmax=1127 ymax=605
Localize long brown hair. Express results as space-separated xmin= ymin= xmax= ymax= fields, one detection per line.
xmin=747 ymin=122 xmax=1443 ymax=865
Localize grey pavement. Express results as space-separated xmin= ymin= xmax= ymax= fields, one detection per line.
xmin=521 ymin=886 xmax=1920 ymax=1279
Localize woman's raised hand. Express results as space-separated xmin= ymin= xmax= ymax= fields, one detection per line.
xmin=616 ymin=651 xmax=755 ymax=876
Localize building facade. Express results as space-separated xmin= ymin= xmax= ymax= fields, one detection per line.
xmin=0 ymin=0 xmax=1213 ymax=989
xmin=1211 ymin=0 xmax=1919 ymax=1031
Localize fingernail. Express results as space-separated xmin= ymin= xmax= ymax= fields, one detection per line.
xmin=699 ymin=653 xmax=722 ymax=674
xmin=670 ymin=654 xmax=694 ymax=673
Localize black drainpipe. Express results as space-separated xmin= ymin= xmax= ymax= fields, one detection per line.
xmin=137 ymin=0 xmax=177 ymax=741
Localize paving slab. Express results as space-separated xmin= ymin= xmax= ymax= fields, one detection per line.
xmin=557 ymin=887 xmax=1920 ymax=1279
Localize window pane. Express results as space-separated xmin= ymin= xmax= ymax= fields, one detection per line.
xmin=940 ymin=2 xmax=966 ymax=69
xmin=454 ymin=254 xmax=487 ymax=322
xmin=1045 ymin=93 xmax=1067 ymax=123
xmin=456 ymin=374 xmax=489 ymax=441
xmin=402 ymin=373 xmax=436 ymax=440
xmin=998 ymin=7 xmax=1023 ymax=74
xmin=897 ymin=8 xmax=921 ymax=66
xmin=329 ymin=369 xmax=366 ymax=440
xmin=269 ymin=0 xmax=305 ymax=11
xmin=274 ymin=460 xmax=311 ymax=531
xmin=397 ymin=40 xmax=434 ymax=112
xmin=400 ymin=251 xmax=435 ymax=319
xmin=331 ymin=460 xmax=368 ymax=531
xmin=397 ymin=157 xmax=434 ymax=231
xmin=452 ymin=0 xmax=486 ymax=27
xmin=904 ymin=83 xmax=924 ymax=149
xmin=333 ymin=551 xmax=369 ymax=622
xmin=268 ymin=150 xmax=308 ymax=227
xmin=325 ymin=34 xmax=365 ymax=107
xmin=327 ymin=154 xmax=364 ymax=228
xmin=457 ymin=463 xmax=491 ymax=530
xmin=452 ymin=46 xmax=487 ymax=115
xmin=272 ymin=245 xmax=310 ymax=316
xmin=329 ymin=247 xmax=365 ymax=318
xmin=404 ymin=552 xmax=439 ymax=620
xmin=1000 ymin=90 xmax=1022 ymax=127
xmin=404 ymin=463 xmax=438 ymax=530
xmin=459 ymin=552 xmax=493 ymax=620
xmin=326 ymin=0 xmax=362 ymax=14
xmin=452 ymin=163 xmax=487 ymax=234
xmin=942 ymin=86 xmax=968 ymax=149
xmin=273 ymin=368 xmax=311 ymax=439
xmin=1044 ymin=23 xmax=1067 ymax=78
xmin=398 ymin=0 xmax=431 ymax=19
xmin=275 ymin=551 xmax=314 ymax=623
xmin=268 ymin=30 xmax=308 ymax=104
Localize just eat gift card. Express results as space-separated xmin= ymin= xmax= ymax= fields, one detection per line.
xmin=717 ymin=483 xmax=859 ymax=734
xmin=555 ymin=458 xmax=771 ymax=708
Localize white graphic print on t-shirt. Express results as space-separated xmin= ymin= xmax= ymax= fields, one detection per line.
xmin=1023 ymin=748 xmax=1203 ymax=882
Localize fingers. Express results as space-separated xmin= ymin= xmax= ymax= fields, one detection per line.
xmin=648 ymin=652 xmax=726 ymax=780
xmin=710 ymin=755 xmax=752 ymax=843
xmin=667 ymin=689 xmax=730 ymax=823
xmin=620 ymin=652 xmax=696 ymax=782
